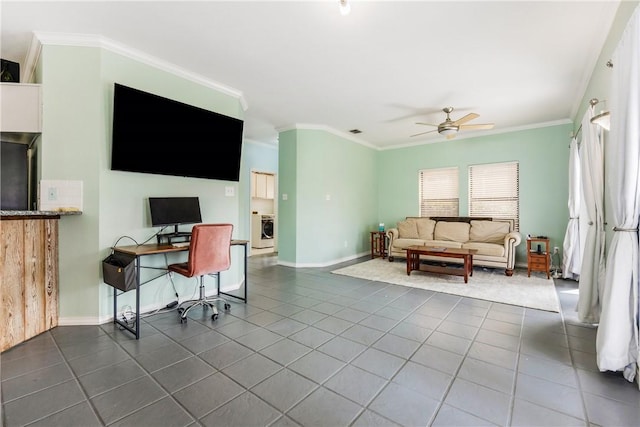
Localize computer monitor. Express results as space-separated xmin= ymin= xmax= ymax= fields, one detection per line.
xmin=148 ymin=197 xmax=202 ymax=237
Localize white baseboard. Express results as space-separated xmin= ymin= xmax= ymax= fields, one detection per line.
xmin=277 ymin=251 xmax=369 ymax=268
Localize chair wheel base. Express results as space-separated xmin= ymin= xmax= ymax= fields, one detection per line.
xmin=211 ymin=313 xmax=219 ymax=321
xmin=224 ymin=303 xmax=231 ymax=311
xmin=180 ymin=317 xmax=187 ymax=324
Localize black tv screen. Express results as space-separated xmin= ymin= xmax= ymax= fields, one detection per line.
xmin=149 ymin=197 xmax=202 ymax=228
xmin=111 ymin=83 xmax=244 ymax=181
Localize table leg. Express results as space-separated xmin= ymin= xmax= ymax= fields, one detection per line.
xmin=464 ymin=256 xmax=469 ymax=283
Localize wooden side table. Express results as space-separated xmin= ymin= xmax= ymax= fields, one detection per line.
xmin=527 ymin=237 xmax=550 ymax=278
xmin=370 ymin=231 xmax=388 ymax=259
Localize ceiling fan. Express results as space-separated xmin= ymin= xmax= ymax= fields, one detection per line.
xmin=411 ymin=107 xmax=495 ymax=139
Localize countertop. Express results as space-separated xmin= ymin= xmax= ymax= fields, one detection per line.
xmin=1 ymin=210 xmax=82 ymax=219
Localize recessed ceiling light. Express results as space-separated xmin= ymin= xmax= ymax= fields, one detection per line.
xmin=339 ymin=0 xmax=351 ymax=16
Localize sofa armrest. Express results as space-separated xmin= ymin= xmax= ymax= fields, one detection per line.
xmin=504 ymin=231 xmax=522 ymax=270
xmin=387 ymin=228 xmax=399 ymax=248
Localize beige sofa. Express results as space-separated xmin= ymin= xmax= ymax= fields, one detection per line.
xmin=386 ymin=217 xmax=522 ymax=276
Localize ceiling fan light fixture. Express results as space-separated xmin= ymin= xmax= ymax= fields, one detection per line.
xmin=339 ymin=0 xmax=351 ymax=15
xmin=438 ymin=125 xmax=459 ymax=136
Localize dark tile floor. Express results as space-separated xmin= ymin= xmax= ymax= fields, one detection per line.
xmin=2 ymin=254 xmax=639 ymax=426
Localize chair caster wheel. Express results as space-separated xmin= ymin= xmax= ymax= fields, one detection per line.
xmin=180 ymin=317 xmax=187 ymax=324
xmin=224 ymin=303 xmax=231 ymax=311
xmin=211 ymin=313 xmax=219 ymax=321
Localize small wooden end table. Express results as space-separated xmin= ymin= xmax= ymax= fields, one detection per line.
xmin=527 ymin=237 xmax=550 ymax=278
xmin=370 ymin=231 xmax=388 ymax=259
xmin=406 ymin=245 xmax=477 ymax=283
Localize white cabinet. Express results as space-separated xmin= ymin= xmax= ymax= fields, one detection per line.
xmin=252 ymin=172 xmax=275 ymax=199
xmin=1 ymin=83 xmax=42 ymax=145
xmin=265 ymin=174 xmax=275 ymax=199
xmin=1 ymin=83 xmax=42 ymax=132
xmin=256 ymin=173 xmax=267 ymax=198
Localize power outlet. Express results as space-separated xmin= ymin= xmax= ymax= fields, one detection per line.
xmin=553 ymin=246 xmax=559 ymax=254
xmin=47 ymin=187 xmax=58 ymax=201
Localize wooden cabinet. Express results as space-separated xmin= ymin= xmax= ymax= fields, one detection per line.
xmin=252 ymin=172 xmax=275 ymax=199
xmin=527 ymin=237 xmax=550 ymax=279
xmin=1 ymin=216 xmax=59 ymax=352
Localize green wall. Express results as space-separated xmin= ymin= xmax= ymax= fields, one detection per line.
xmin=377 ymin=124 xmax=573 ymax=264
xmin=38 ymin=43 xmax=246 ymax=323
xmin=40 ymin=46 xmax=103 ymax=320
xmin=278 ymin=128 xmax=378 ymax=266
xmin=278 ymin=130 xmax=298 ymax=263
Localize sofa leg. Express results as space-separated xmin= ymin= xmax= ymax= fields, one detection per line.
xmin=389 ymin=256 xmax=394 ymax=262
xmin=505 ymin=269 xmax=514 ymax=276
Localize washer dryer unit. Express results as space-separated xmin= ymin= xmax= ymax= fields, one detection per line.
xmin=252 ymin=214 xmax=275 ymax=248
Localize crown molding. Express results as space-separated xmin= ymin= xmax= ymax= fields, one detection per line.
xmin=23 ymin=32 xmax=43 ymax=82
xmin=28 ymin=31 xmax=248 ymax=111
xmin=276 ymin=123 xmax=377 ymax=149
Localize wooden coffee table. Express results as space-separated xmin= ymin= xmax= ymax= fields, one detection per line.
xmin=406 ymin=246 xmax=478 ymax=283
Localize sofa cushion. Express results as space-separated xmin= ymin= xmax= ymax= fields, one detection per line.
xmin=397 ymin=219 xmax=419 ymax=238
xmin=415 ymin=218 xmax=436 ymax=240
xmin=469 ymin=220 xmax=510 ymax=244
xmin=462 ymin=241 xmax=505 ymax=257
xmin=393 ymin=238 xmax=427 ymax=249
xmin=434 ymin=221 xmax=470 ymax=242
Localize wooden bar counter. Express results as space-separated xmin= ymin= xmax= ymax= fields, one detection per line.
xmin=0 ymin=211 xmax=77 ymax=352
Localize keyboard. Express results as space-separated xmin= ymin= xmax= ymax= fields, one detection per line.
xmin=171 ymin=242 xmax=190 ymax=248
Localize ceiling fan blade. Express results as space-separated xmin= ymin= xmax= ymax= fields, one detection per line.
xmin=460 ymin=123 xmax=495 ymax=130
xmin=410 ymin=129 xmax=437 ymax=137
xmin=415 ymin=122 xmax=438 ymax=127
xmin=452 ymin=113 xmax=479 ymax=125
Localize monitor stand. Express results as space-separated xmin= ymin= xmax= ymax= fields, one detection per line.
xmin=157 ymin=225 xmax=191 ymax=245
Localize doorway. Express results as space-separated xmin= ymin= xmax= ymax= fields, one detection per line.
xmin=250 ymin=170 xmax=277 ymax=256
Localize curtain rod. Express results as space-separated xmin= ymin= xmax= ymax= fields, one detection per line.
xmin=570 ymin=98 xmax=605 ymax=141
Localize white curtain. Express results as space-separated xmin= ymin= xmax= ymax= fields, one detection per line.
xmin=562 ymin=137 xmax=581 ymax=279
xmin=577 ymin=107 xmax=606 ymax=324
xmin=597 ymin=6 xmax=640 ymax=385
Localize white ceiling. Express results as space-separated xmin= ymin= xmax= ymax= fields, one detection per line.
xmin=1 ymin=1 xmax=620 ymax=149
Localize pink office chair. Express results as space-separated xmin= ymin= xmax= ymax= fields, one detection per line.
xmin=168 ymin=223 xmax=233 ymax=322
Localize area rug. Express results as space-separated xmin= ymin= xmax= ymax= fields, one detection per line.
xmin=332 ymin=258 xmax=560 ymax=312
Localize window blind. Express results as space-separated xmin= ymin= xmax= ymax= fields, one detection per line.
xmin=419 ymin=167 xmax=459 ymax=217
xmin=469 ymin=162 xmax=519 ymax=230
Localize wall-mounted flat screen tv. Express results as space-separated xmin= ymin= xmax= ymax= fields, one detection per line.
xmin=111 ymin=83 xmax=244 ymax=181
